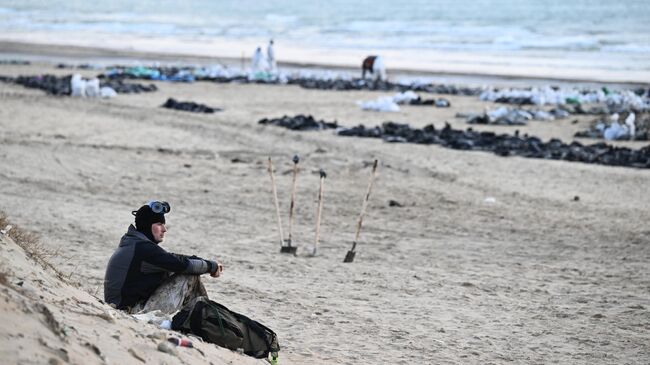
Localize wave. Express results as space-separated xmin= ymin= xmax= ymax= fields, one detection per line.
xmin=0 ymin=1 xmax=649 ymax=56
xmin=602 ymin=44 xmax=650 ymax=54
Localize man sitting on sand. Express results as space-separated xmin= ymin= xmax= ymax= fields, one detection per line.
xmin=361 ymin=55 xmax=387 ymax=81
xmin=104 ymin=201 xmax=223 ymax=313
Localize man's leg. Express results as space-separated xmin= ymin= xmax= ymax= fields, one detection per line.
xmin=137 ymin=274 xmax=207 ymax=314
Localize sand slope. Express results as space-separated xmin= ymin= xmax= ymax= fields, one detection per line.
xmin=0 ymin=62 xmax=649 ymax=364
xmin=0 ymin=231 xmax=263 ymax=365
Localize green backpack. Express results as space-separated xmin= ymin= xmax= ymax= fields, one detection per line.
xmin=171 ymin=296 xmax=280 ymax=360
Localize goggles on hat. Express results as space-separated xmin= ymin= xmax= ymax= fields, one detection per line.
xmin=148 ymin=201 xmax=171 ymax=214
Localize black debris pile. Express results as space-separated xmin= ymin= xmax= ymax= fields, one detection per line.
xmin=162 ymin=98 xmax=221 ymax=113
xmin=491 ymin=98 xmax=645 ymax=116
xmin=460 ymin=107 xmax=571 ymax=126
xmin=568 ymin=104 xmax=611 ymax=115
xmin=100 ymin=65 xmax=484 ymax=95
xmin=101 ymin=79 xmax=157 ymax=93
xmin=206 ymin=74 xmax=482 ymax=96
xmin=427 ymin=84 xmax=480 ymax=95
xmin=102 ymin=66 xmax=246 ymax=83
xmin=337 ymin=122 xmax=650 ymax=168
xmin=259 ymin=114 xmax=650 ymax=168
xmin=196 ymin=75 xmax=249 ymax=83
xmin=0 ymin=60 xmax=30 ymax=65
xmin=288 ymin=78 xmax=482 ymax=95
xmin=100 ymin=66 xmax=196 ymax=82
xmin=290 ymin=78 xmax=407 ymax=92
xmin=409 ymin=97 xmax=451 ymax=107
xmin=493 ymin=95 xmax=536 ymax=105
xmin=258 ymin=114 xmax=338 ymax=131
xmin=287 ymin=78 xmax=374 ymax=91
xmin=2 ymin=74 xmax=157 ymax=95
xmin=574 ymin=126 xmax=604 ymax=139
xmin=14 ymin=74 xmax=72 ymax=95
xmin=547 ymin=108 xmax=571 ymax=119
xmin=468 ymin=113 xmax=527 ymax=125
xmin=56 ymin=63 xmax=99 ymax=70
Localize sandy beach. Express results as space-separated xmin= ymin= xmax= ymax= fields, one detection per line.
xmin=1 ymin=32 xmax=649 ymax=85
xmin=0 ymin=43 xmax=649 ymax=365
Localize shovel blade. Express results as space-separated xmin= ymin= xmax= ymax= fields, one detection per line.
xmin=280 ymin=246 xmax=298 ymax=254
xmin=343 ymin=250 xmax=356 ymax=263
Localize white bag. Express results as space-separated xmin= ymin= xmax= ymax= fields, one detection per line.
xmin=85 ymin=78 xmax=100 ymax=98
xmin=70 ymin=74 xmax=86 ymax=97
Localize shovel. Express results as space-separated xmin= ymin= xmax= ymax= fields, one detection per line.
xmin=344 ymin=159 xmax=378 ymax=263
xmin=267 ymin=157 xmax=287 ymax=251
xmin=281 ymin=155 xmax=300 ymax=254
xmin=311 ymin=169 xmax=327 ymax=256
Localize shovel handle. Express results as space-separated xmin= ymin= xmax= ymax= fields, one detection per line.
xmin=267 ymin=157 xmax=284 ymax=246
xmin=353 ymin=160 xmax=378 ymax=243
xmin=288 ymin=155 xmax=299 ymax=243
xmin=313 ymin=170 xmax=326 ymax=255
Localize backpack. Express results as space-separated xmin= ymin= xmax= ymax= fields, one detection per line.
xmin=171 ymin=296 xmax=280 ymax=360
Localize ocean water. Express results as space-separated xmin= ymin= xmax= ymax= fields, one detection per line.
xmin=0 ymin=0 xmax=649 ymax=81
xmin=1 ymin=0 xmax=649 ymax=54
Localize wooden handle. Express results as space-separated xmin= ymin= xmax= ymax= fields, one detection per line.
xmin=353 ymin=160 xmax=378 ymax=244
xmin=313 ymin=170 xmax=326 ymax=254
xmin=267 ymin=157 xmax=284 ymax=245
xmin=288 ymin=156 xmax=299 ymax=242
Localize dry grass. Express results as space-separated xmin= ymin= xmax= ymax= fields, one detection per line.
xmin=0 ymin=211 xmax=67 ymax=281
xmin=0 ymin=270 xmax=8 ymax=287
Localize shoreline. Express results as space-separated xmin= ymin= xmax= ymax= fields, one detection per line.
xmin=1 ymin=36 xmax=648 ymax=89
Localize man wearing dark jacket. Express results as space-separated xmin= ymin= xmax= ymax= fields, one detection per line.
xmin=104 ymin=201 xmax=223 ymax=311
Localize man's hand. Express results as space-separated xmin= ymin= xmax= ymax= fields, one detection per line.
xmin=210 ymin=260 xmax=224 ymax=278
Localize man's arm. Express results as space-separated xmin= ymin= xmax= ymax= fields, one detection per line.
xmin=139 ymin=243 xmax=218 ymax=275
xmin=171 ymin=253 xmax=222 ymax=275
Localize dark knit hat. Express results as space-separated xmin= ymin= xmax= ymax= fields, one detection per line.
xmin=132 ymin=205 xmax=166 ymax=241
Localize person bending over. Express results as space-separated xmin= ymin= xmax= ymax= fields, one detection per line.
xmin=361 ymin=55 xmax=387 ymax=81
xmin=104 ymin=201 xmax=223 ymax=312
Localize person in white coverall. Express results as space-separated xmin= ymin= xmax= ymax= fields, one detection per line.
xmin=266 ymin=39 xmax=277 ymax=73
xmin=251 ymin=46 xmax=265 ymax=73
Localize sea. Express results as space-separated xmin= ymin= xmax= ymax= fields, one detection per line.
xmin=1 ymin=0 xmax=649 ymax=83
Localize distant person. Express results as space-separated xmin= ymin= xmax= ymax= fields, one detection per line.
xmin=361 ymin=55 xmax=387 ymax=81
xmin=252 ymin=46 xmax=265 ymax=73
xmin=104 ymin=201 xmax=223 ymax=313
xmin=266 ymin=39 xmax=277 ymax=72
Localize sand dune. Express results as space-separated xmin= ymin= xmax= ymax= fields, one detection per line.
xmin=0 ymin=225 xmax=263 ymax=365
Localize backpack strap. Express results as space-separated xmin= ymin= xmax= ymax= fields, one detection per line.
xmin=171 ymin=309 xmax=189 ymax=331
xmin=189 ymin=300 xmax=206 ymax=338
xmin=205 ymin=300 xmax=227 ymax=336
